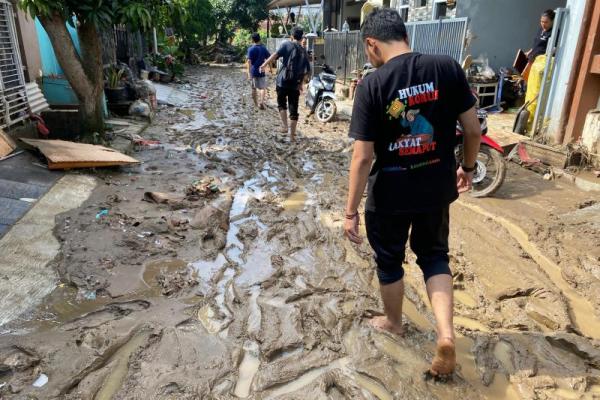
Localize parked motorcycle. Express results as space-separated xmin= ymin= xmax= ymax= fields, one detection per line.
xmin=455 ymin=108 xmax=506 ymax=197
xmin=306 ymin=64 xmax=337 ymax=123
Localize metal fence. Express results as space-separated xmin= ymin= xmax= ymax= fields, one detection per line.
xmin=0 ymin=0 xmax=28 ymax=128
xmin=324 ymin=17 xmax=469 ymax=82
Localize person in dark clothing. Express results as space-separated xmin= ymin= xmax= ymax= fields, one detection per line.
xmin=260 ymin=27 xmax=311 ymax=142
xmin=523 ymin=9 xmax=555 ymax=80
xmin=343 ymin=8 xmax=481 ymax=379
xmin=527 ymin=9 xmax=555 ymax=62
xmin=247 ymin=33 xmax=271 ymax=109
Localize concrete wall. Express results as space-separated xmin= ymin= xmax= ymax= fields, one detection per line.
xmin=457 ymin=0 xmax=566 ymax=70
xmin=545 ymin=0 xmax=588 ymax=142
xmin=14 ymin=7 xmax=41 ymax=82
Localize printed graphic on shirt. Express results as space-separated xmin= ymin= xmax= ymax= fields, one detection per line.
xmin=385 ymin=81 xmax=439 ymax=160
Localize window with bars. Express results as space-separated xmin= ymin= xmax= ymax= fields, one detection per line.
xmin=415 ymin=0 xmax=427 ymax=8
xmin=0 ymin=0 xmax=28 ymax=128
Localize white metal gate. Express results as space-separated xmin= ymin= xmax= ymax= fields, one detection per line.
xmin=407 ymin=17 xmax=468 ymax=63
xmin=0 ymin=0 xmax=28 ymax=128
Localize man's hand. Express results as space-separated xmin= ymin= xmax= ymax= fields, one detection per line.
xmin=344 ymin=214 xmax=362 ymax=244
xmin=457 ymin=166 xmax=474 ymax=193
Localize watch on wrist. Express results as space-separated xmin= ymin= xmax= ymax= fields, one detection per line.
xmin=461 ymin=163 xmax=476 ymax=173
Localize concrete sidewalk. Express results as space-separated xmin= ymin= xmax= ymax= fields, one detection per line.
xmin=0 ymin=174 xmax=95 ymax=327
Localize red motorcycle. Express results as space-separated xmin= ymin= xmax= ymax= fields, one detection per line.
xmin=456 ymin=108 xmax=506 ymax=197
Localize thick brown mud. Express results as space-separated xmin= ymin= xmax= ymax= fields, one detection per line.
xmin=1 ymin=66 xmax=599 ymax=399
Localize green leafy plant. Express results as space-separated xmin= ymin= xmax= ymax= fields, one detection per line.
xmin=105 ymin=67 xmax=125 ymax=89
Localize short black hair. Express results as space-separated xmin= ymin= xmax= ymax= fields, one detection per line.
xmin=291 ymin=27 xmax=304 ymax=41
xmin=361 ymin=8 xmax=408 ymax=43
xmin=542 ymin=9 xmax=556 ymax=20
xmin=251 ymin=32 xmax=261 ymax=43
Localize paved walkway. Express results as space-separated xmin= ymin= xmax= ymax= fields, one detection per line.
xmin=0 ymin=151 xmax=62 ymax=238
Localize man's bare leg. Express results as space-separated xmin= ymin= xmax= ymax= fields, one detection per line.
xmin=259 ymin=89 xmax=266 ymax=108
xmin=252 ymin=88 xmax=258 ymax=107
xmin=426 ymin=274 xmax=455 ymax=378
xmin=369 ymin=278 xmax=404 ymax=335
xmin=290 ymin=119 xmax=298 ymax=141
xmin=279 ymin=110 xmax=288 ymax=133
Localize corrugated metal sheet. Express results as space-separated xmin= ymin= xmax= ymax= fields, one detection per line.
xmin=26 ymin=82 xmax=49 ymax=114
xmin=0 ymin=0 xmax=29 ymax=128
xmin=324 ymin=17 xmax=468 ymax=81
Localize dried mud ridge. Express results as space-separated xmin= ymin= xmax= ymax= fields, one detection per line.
xmin=1 ymin=66 xmax=600 ymax=399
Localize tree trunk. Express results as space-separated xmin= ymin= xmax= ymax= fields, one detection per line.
xmin=39 ymin=14 xmax=104 ymax=140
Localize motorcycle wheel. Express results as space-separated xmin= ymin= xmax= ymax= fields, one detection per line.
xmin=456 ymin=145 xmax=506 ymax=198
xmin=315 ymin=99 xmax=336 ymax=123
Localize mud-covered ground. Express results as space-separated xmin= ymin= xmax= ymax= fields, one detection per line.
xmin=1 ymin=66 xmax=599 ymax=400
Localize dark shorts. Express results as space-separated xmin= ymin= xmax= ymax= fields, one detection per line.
xmin=365 ymin=206 xmax=451 ymax=285
xmin=276 ymin=86 xmax=300 ymax=120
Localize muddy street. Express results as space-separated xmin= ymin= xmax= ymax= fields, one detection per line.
xmin=1 ymin=66 xmax=599 ymax=399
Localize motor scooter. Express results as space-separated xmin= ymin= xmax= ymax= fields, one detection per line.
xmin=306 ymin=64 xmax=337 ymax=123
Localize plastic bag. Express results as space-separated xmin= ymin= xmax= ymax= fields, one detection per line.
xmin=129 ymin=100 xmax=151 ymax=117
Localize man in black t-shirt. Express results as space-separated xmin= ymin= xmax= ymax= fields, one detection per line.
xmin=343 ymin=8 xmax=481 ymax=379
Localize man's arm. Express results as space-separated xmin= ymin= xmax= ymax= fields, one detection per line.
xmin=344 ymin=140 xmax=374 ymax=244
xmin=260 ymin=52 xmax=279 ymax=73
xmin=246 ymin=59 xmax=252 ymax=79
xmin=457 ymin=106 xmax=482 ymax=193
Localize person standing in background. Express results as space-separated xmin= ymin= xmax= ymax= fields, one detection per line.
xmin=247 ymin=33 xmax=271 ymax=110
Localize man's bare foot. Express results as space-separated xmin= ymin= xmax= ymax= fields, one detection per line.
xmin=280 ymin=127 xmax=288 ymax=133
xmin=427 ymin=337 xmax=456 ymax=381
xmin=368 ymin=316 xmax=404 ymax=336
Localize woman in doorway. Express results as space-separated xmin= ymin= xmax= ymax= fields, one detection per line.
xmin=523 ymin=9 xmax=555 ymax=81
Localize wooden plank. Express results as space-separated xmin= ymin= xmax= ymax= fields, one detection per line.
xmin=520 ymin=141 xmax=569 ymax=169
xmin=21 ymin=139 xmax=139 ymax=170
xmin=591 ymin=54 xmax=600 ymax=74
xmin=0 ymin=128 xmax=16 ymax=157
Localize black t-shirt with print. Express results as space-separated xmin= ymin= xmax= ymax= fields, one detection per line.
xmin=349 ymin=52 xmax=476 ymax=214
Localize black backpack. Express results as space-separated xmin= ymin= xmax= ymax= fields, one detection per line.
xmin=282 ymin=43 xmax=309 ymax=86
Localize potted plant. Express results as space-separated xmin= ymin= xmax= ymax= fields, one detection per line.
xmin=104 ymin=67 xmax=128 ymax=103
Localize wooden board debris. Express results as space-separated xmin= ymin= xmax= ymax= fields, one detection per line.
xmin=0 ymin=129 xmax=16 ymax=158
xmin=21 ymin=139 xmax=139 ymax=170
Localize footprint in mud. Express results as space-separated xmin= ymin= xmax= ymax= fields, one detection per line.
xmin=62 ymin=300 xmax=150 ymax=331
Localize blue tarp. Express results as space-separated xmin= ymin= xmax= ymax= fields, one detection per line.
xmin=35 ymin=18 xmax=81 ymax=76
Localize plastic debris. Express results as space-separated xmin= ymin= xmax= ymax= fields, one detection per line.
xmin=32 ymin=373 xmax=48 ymax=388
xmin=84 ymin=291 xmax=97 ymax=300
xmin=96 ymin=209 xmax=109 ymax=219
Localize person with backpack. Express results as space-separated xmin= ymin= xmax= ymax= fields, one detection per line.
xmin=260 ymin=27 xmax=311 ymax=142
xmin=247 ymin=33 xmax=271 ymax=110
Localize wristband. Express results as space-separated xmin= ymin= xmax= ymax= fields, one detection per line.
xmin=461 ymin=163 xmax=476 ymax=173
xmin=345 ymin=211 xmax=359 ymax=220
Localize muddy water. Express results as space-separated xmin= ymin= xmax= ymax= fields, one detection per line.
xmin=459 ymin=201 xmax=600 ymax=339
xmin=1 ymin=66 xmax=599 ymax=400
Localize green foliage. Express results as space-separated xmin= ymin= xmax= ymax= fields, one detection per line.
xmin=19 ymin=0 xmax=182 ymax=31
xmin=105 ymin=66 xmax=125 ymax=88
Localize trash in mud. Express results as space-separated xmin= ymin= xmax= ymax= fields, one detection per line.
xmin=32 ymin=374 xmax=48 ymax=388
xmin=95 ymin=209 xmax=109 ymax=219
xmin=143 ymin=191 xmax=183 ymax=205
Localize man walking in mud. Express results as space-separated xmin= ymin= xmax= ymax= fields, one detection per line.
xmin=260 ymin=27 xmax=311 ymax=142
xmin=247 ymin=32 xmax=270 ymax=109
xmin=344 ymin=9 xmax=481 ymax=379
